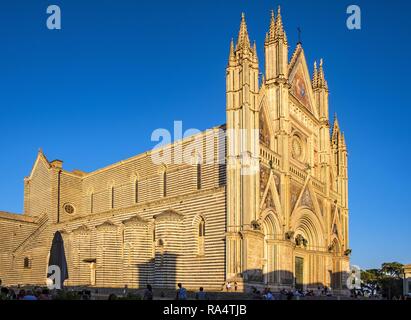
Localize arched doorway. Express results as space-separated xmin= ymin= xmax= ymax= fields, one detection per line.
xmin=330 ymin=238 xmax=342 ymax=290
xmin=261 ymin=210 xmax=281 ymax=285
xmin=291 ymin=208 xmax=326 ymax=290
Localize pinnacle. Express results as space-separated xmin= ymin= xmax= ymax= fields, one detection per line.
xmin=229 ymin=38 xmax=235 ymax=58
xmin=236 ymin=12 xmax=251 ymax=50
xmin=317 ymin=58 xmax=328 ymax=90
xmin=312 ymin=61 xmax=318 ymax=88
xmin=275 ymin=6 xmax=286 ymax=41
xmin=266 ymin=10 xmax=276 ymax=42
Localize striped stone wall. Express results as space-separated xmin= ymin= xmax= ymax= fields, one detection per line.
xmin=0 ymin=127 xmax=227 ymax=290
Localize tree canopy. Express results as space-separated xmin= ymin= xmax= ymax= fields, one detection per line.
xmin=360 ymin=262 xmax=404 ymax=299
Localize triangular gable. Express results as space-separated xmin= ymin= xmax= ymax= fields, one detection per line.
xmin=27 ymin=149 xmax=51 ymax=180
xmin=288 ymin=47 xmax=318 ymax=118
xmin=122 ymin=215 xmax=148 ymax=227
xmin=291 ymin=176 xmax=323 ymax=225
xmin=259 ymin=169 xmax=284 ymax=224
xmin=331 ymin=206 xmax=343 ymax=239
xmin=72 ymin=225 xmax=91 ymax=235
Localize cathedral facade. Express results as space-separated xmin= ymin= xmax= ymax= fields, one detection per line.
xmin=0 ymin=8 xmax=350 ymax=292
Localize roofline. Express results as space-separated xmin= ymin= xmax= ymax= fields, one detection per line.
xmin=82 ymin=124 xmax=226 ymax=179
xmin=0 ymin=211 xmax=37 ymax=224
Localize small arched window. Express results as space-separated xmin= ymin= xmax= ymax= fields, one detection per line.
xmin=135 ymin=179 xmax=139 ymax=203
xmin=24 ymin=257 xmax=31 ymax=269
xmin=199 ymin=218 xmax=205 ymax=237
xmin=90 ymin=193 xmax=94 ymax=213
xmin=163 ymin=171 xmax=167 ymax=197
xmin=111 ymin=186 xmax=115 ymax=209
xmin=197 ymin=163 xmax=202 ymax=190
xmin=198 ymin=218 xmax=205 ymax=256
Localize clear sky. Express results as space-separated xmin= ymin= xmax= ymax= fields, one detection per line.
xmin=0 ymin=0 xmax=410 ymax=269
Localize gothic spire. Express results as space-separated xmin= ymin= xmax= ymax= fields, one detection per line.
xmin=252 ymin=41 xmax=258 ymax=61
xmin=236 ymin=13 xmax=251 ymax=51
xmin=317 ymin=58 xmax=329 ymax=90
xmin=228 ymin=38 xmax=235 ymax=63
xmin=341 ymin=133 xmax=347 ymax=148
xmin=266 ymin=10 xmax=276 ymax=43
xmin=312 ymin=61 xmax=318 ymax=88
xmin=275 ymin=6 xmax=287 ymax=43
xmin=339 ymin=131 xmax=346 ymax=147
xmin=332 ymin=113 xmax=340 ymax=141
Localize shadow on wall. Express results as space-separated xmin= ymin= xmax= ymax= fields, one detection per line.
xmin=133 ymin=258 xmax=349 ymax=292
xmin=242 ymin=269 xmax=349 ymax=292
xmin=137 ymin=252 xmax=177 ymax=290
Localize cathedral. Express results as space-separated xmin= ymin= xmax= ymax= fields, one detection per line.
xmin=0 ymin=8 xmax=350 ymax=292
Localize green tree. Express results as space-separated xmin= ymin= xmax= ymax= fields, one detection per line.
xmin=360 ymin=262 xmax=404 ymax=299
xmin=361 ymin=269 xmax=381 ymax=296
xmin=381 ymin=262 xmax=403 ymax=279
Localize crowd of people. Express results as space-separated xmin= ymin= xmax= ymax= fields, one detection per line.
xmin=0 ymin=286 xmax=52 ymax=300
xmin=107 ymin=283 xmax=208 ymax=300
xmin=0 ymin=282 xmax=343 ymax=301
xmin=2 ymin=279 xmax=404 ymax=301
xmin=246 ymin=286 xmax=335 ymax=300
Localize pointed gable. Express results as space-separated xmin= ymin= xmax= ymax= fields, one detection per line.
xmin=27 ymin=149 xmax=51 ymax=180
xmin=288 ymin=45 xmax=317 ymax=117
xmin=24 ymin=149 xmax=53 ymax=217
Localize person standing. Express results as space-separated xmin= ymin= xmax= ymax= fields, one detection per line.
xmin=176 ymin=283 xmax=187 ymax=300
xmin=23 ymin=290 xmax=38 ymax=300
xmin=264 ymin=288 xmax=273 ymax=300
xmin=143 ymin=284 xmax=153 ymax=300
xmin=123 ymin=285 xmax=129 ymax=297
xmin=195 ymin=287 xmax=208 ymax=300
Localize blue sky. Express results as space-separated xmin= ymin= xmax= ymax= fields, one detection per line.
xmin=0 ymin=0 xmax=410 ymax=269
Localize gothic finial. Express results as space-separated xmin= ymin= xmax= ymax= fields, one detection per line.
xmin=312 ymin=61 xmax=318 ymax=88
xmin=236 ymin=12 xmax=251 ymax=50
xmin=318 ymin=58 xmax=328 ymax=90
xmin=342 ymin=132 xmax=347 ymax=147
xmin=252 ymin=41 xmax=258 ymax=57
xmin=332 ymin=114 xmax=340 ymax=142
xmin=334 ymin=113 xmax=340 ymax=130
xmin=339 ymin=131 xmax=345 ymax=144
xmin=274 ymin=5 xmax=287 ymax=43
xmin=229 ymin=38 xmax=235 ymax=59
xmin=266 ymin=10 xmax=276 ymax=42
